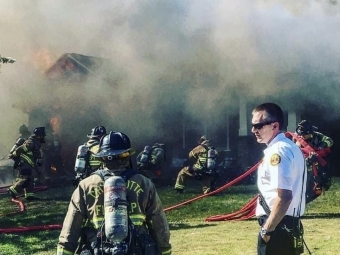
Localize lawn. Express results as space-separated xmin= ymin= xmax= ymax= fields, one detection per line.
xmin=0 ymin=177 xmax=339 ymax=255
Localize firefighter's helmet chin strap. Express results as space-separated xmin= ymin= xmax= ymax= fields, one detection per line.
xmin=103 ymin=158 xmax=130 ymax=170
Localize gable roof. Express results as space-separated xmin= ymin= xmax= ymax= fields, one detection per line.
xmin=44 ymin=53 xmax=105 ymax=80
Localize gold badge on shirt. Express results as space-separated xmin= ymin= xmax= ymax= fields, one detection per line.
xmin=270 ymin=153 xmax=281 ymax=166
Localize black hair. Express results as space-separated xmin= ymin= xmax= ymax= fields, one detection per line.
xmin=252 ymin=102 xmax=284 ymax=129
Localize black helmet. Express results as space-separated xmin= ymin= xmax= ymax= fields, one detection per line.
xmin=19 ymin=124 xmax=29 ymax=134
xmin=33 ymin=127 xmax=46 ymax=137
xmin=95 ymin=131 xmax=135 ymax=158
xmin=296 ymin=120 xmax=317 ymax=135
xmin=153 ymin=143 xmax=165 ymax=149
xmin=87 ymin=126 xmax=107 ymax=138
xmin=198 ymin=136 xmax=207 ymax=144
xmin=198 ymin=135 xmax=211 ymax=146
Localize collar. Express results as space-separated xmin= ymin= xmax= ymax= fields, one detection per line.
xmin=266 ymin=132 xmax=285 ymax=148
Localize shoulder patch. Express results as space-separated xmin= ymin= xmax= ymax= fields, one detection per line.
xmin=270 ymin=153 xmax=281 ymax=166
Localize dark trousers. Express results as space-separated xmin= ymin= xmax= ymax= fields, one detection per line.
xmin=174 ymin=166 xmax=212 ymax=194
xmin=9 ymin=168 xmax=34 ymax=198
xmin=257 ymin=215 xmax=303 ymax=255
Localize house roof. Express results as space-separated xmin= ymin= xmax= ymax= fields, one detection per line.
xmin=44 ymin=53 xmax=105 ymax=80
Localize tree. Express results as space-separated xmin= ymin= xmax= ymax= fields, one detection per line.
xmin=0 ymin=55 xmax=16 ymax=71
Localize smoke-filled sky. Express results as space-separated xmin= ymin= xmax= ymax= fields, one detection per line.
xmin=0 ymin=0 xmax=339 ymax=157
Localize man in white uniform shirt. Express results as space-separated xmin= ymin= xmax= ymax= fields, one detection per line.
xmin=251 ymin=102 xmax=306 ymax=255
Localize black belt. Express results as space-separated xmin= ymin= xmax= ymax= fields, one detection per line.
xmin=258 ymin=215 xmax=300 ymax=227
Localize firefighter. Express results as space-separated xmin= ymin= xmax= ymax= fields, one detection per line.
xmin=57 ymin=131 xmax=172 ymax=255
xmin=8 ymin=127 xmax=46 ymax=200
xmin=18 ymin=124 xmax=31 ymax=139
xmin=41 ymin=123 xmax=65 ymax=184
xmin=8 ymin=125 xmax=32 ymax=172
xmin=136 ymin=143 xmax=166 ymax=179
xmin=72 ymin=126 xmax=107 ymax=186
xmin=174 ymin=136 xmax=218 ymax=194
xmin=294 ymin=120 xmax=333 ymax=203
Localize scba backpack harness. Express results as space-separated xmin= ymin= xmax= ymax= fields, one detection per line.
xmin=194 ymin=145 xmax=217 ymax=180
xmin=285 ymin=132 xmax=332 ymax=203
xmin=87 ymin=169 xmax=159 ymax=255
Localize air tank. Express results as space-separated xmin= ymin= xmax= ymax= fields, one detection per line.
xmin=9 ymin=138 xmax=26 ymax=154
xmin=140 ymin=145 xmax=152 ymax=164
xmin=207 ymin=149 xmax=216 ymax=170
xmin=104 ymin=176 xmax=129 ymax=243
xmin=74 ymin=144 xmax=88 ymax=174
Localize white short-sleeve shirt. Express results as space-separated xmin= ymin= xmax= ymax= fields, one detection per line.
xmin=256 ymin=133 xmax=306 ymax=217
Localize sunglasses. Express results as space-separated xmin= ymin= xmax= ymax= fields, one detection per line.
xmin=251 ymin=121 xmax=273 ymax=130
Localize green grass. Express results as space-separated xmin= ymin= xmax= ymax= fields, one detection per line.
xmin=0 ymin=178 xmax=339 ymax=255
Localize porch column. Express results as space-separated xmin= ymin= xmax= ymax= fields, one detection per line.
xmin=287 ymin=111 xmax=299 ymax=133
xmin=237 ymin=98 xmax=252 ymax=175
xmin=238 ymin=98 xmax=249 ymax=136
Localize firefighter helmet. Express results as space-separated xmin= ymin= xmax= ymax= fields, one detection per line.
xmin=19 ymin=124 xmax=29 ymax=135
xmin=95 ymin=131 xmax=135 ymax=158
xmin=296 ymin=120 xmax=317 ymax=135
xmin=153 ymin=143 xmax=165 ymax=149
xmin=198 ymin=136 xmax=211 ymax=146
xmin=87 ymin=126 xmax=107 ymax=138
xmin=33 ymin=127 xmax=46 ymax=137
xmin=198 ymin=136 xmax=207 ymax=144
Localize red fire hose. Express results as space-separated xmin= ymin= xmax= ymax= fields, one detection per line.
xmin=205 ymin=195 xmax=258 ymax=221
xmin=0 ymin=224 xmax=62 ymax=234
xmin=286 ymin=131 xmax=331 ymax=177
xmin=0 ymin=185 xmax=48 ymax=195
xmin=205 ymin=132 xmax=332 ymax=222
xmin=0 ymin=184 xmax=63 ymax=234
xmin=164 ymin=160 xmax=261 ymax=212
xmin=0 ymin=160 xmax=260 ymax=233
xmin=0 ymin=185 xmax=49 ymax=216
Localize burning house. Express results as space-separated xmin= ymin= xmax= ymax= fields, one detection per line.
xmin=15 ymin=52 xmax=339 ymax=185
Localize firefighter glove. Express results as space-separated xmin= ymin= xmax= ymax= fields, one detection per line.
xmin=7 ymin=154 xmax=13 ymax=159
xmin=317 ymin=142 xmax=327 ymax=150
xmin=306 ymin=152 xmax=317 ymax=164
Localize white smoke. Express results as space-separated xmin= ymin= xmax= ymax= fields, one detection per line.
xmin=0 ymin=0 xmax=339 ymax=160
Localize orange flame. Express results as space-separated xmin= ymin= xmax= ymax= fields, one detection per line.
xmin=29 ymin=49 xmax=55 ymax=73
xmin=50 ymin=117 xmax=61 ymax=134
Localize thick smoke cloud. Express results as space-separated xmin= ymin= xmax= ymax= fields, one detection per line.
xmin=0 ymin=0 xmax=339 ymax=167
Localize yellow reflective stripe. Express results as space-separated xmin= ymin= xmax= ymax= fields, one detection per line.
xmin=9 ymin=187 xmax=18 ymax=195
xmin=198 ymin=155 xmax=207 ymax=162
xmin=129 ymin=215 xmax=145 ymax=226
xmin=162 ymin=248 xmax=172 ymax=255
xmin=175 ymin=184 xmax=185 ymax=189
xmin=57 ymin=246 xmax=74 ymax=255
xmin=89 ymin=160 xmax=101 ymax=167
xmin=193 ymin=163 xmax=203 ymax=170
xmin=21 ymin=154 xmax=35 ymax=166
xmin=91 ymin=217 xmax=104 ymax=229
xmin=322 ymin=137 xmax=332 ymax=147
